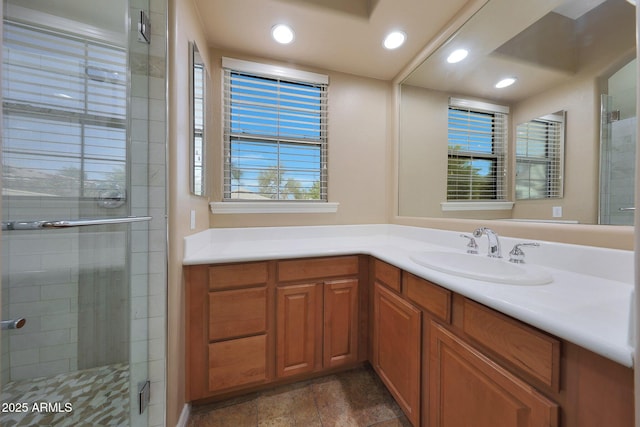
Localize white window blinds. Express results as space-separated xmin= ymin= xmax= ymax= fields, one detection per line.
xmin=222 ymin=58 xmax=328 ymax=201
xmin=515 ymin=113 xmax=564 ymax=199
xmin=447 ymin=99 xmax=508 ymax=201
xmin=193 ymin=58 xmax=205 ymax=196
xmin=2 ymin=21 xmax=127 ymax=198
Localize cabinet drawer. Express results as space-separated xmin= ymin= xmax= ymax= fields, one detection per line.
xmin=209 ymin=262 xmax=268 ymax=290
xmin=209 ymin=335 xmax=267 ymax=392
xmin=277 ymin=256 xmax=358 ymax=283
xmin=373 ymin=258 xmax=401 ymax=292
xmin=457 ymin=298 xmax=560 ymax=390
xmin=404 ymin=272 xmax=451 ymax=323
xmin=209 ymin=287 xmax=267 ymax=341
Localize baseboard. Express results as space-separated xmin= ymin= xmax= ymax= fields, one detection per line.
xmin=176 ymin=403 xmax=191 ymax=427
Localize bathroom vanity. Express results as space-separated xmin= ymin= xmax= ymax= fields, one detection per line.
xmin=183 ymin=225 xmax=634 ymax=427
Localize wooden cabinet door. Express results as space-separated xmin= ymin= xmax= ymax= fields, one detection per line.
xmin=276 ymin=283 xmax=322 ymax=378
xmin=429 ymin=322 xmax=558 ymax=427
xmin=323 ymin=279 xmax=358 ymax=368
xmin=372 ymin=282 xmax=421 ymax=426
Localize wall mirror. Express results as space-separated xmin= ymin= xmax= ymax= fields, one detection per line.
xmin=398 ymin=0 xmax=636 ymax=225
xmin=190 ymin=41 xmax=207 ymax=196
xmin=515 ymin=110 xmax=565 ymax=200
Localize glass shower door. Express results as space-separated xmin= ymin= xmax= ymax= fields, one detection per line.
xmin=1 ymin=1 xmax=151 ymax=425
xmin=599 ymin=58 xmax=637 ymax=225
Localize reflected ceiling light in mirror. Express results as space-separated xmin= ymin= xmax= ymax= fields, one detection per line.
xmin=625 ymin=0 xmax=635 ymax=5
xmin=384 ymin=31 xmax=406 ymax=49
xmin=495 ymin=77 xmax=517 ymax=88
xmin=271 ymin=24 xmax=295 ymax=44
xmin=447 ymin=49 xmax=469 ymax=64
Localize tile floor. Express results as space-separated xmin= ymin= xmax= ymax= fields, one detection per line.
xmin=188 ymin=365 xmax=411 ymax=427
xmin=0 ymin=362 xmax=129 ymax=426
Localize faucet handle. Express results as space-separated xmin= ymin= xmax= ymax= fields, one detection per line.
xmin=509 ymin=243 xmax=540 ymax=264
xmin=460 ymin=234 xmax=479 ymax=254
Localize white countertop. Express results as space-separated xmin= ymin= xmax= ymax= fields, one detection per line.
xmin=184 ymin=224 xmax=635 ymax=368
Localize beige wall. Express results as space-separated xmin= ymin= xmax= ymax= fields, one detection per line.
xmin=511 ymin=76 xmax=599 ymax=223
xmin=399 ymin=77 xmax=600 ymax=224
xmin=206 ymin=49 xmax=391 ymax=228
xmin=167 ymin=0 xmax=211 ymax=425
xmin=393 ymin=72 xmax=633 ymax=249
xmin=398 ymin=85 xmax=447 ymax=218
xmin=398 ymin=86 xmax=515 ymax=220
xmin=166 ymin=2 xmax=636 ymax=425
xmin=166 ymin=17 xmax=392 ymax=426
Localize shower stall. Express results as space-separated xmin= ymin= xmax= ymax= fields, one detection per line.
xmin=1 ymin=0 xmax=166 ymax=426
xmin=599 ymin=58 xmax=637 ymax=225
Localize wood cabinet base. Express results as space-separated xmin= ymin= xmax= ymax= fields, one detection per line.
xmin=430 ymin=322 xmax=558 ymax=427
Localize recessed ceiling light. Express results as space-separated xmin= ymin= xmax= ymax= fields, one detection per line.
xmin=447 ymin=49 xmax=468 ymax=64
xmin=271 ymin=24 xmax=295 ymax=44
xmin=383 ymin=31 xmax=406 ymax=50
xmin=495 ymin=77 xmax=517 ymax=89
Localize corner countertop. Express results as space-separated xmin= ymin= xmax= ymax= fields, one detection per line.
xmin=183 ymin=224 xmax=635 ymax=368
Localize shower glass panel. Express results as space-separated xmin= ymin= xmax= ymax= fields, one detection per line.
xmin=599 ymin=58 xmax=637 ymax=225
xmin=1 ymin=0 xmax=151 ymax=425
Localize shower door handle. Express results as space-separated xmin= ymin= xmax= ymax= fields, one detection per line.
xmin=41 ymin=216 xmax=152 ymax=228
xmin=619 ymin=207 xmax=635 ymax=211
xmin=2 ymin=216 xmax=152 ymax=230
xmin=1 ymin=318 xmax=26 ymax=330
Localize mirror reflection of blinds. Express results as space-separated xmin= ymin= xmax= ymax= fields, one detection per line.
xmin=193 ymin=61 xmax=205 ymax=195
xmin=516 ymin=118 xmax=563 ymax=199
xmin=2 ymin=21 xmax=127 ymax=198
xmin=222 ymin=62 xmax=328 ymax=201
xmin=447 ymin=104 xmax=508 ymax=201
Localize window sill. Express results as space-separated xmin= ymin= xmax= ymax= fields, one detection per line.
xmin=210 ymin=201 xmax=340 ymax=215
xmin=440 ymin=201 xmax=514 ymax=212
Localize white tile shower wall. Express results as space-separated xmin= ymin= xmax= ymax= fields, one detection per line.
xmin=1 ymin=200 xmax=81 ymax=382
xmin=1 ymin=225 xmax=131 ymax=382
xmin=608 ymin=117 xmax=636 ymax=225
xmin=129 ymin=1 xmax=153 ymax=425
xmin=141 ymin=0 xmax=167 ymax=426
xmin=1 ymin=3 xmax=167 ymax=427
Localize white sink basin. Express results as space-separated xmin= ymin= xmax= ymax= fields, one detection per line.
xmin=410 ymin=251 xmax=553 ymax=285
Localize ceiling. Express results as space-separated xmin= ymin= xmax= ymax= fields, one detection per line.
xmin=193 ymin=0 xmax=472 ymax=81
xmin=402 ymin=0 xmax=635 ymax=103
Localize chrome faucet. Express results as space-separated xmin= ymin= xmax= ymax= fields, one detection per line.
xmin=460 ymin=234 xmax=479 ymax=254
xmin=473 ymin=227 xmax=502 ymax=258
xmin=508 ymin=243 xmax=540 ymax=264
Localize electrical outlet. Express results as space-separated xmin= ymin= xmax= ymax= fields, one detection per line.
xmin=190 ymin=209 xmax=196 ymax=230
xmin=552 ymin=206 xmax=562 ymax=218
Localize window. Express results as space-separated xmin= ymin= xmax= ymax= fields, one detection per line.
xmin=515 ymin=112 xmax=565 ymax=199
xmin=2 ymin=21 xmax=127 ymax=198
xmin=447 ymin=98 xmax=508 ymax=201
xmin=191 ymin=44 xmax=205 ymax=196
xmin=222 ymin=58 xmax=328 ymax=201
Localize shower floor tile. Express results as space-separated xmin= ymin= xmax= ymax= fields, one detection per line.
xmin=188 ymin=365 xmax=411 ymax=427
xmin=0 ymin=362 xmax=129 ymax=426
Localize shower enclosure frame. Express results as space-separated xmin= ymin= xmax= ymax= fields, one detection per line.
xmin=0 ymin=0 xmax=168 ymax=426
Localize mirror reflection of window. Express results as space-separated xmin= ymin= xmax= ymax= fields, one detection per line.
xmin=191 ymin=42 xmax=206 ymax=196
xmin=447 ymin=98 xmax=508 ymax=201
xmin=3 ymin=21 xmax=127 ymax=199
xmin=515 ymin=112 xmax=565 ymax=200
